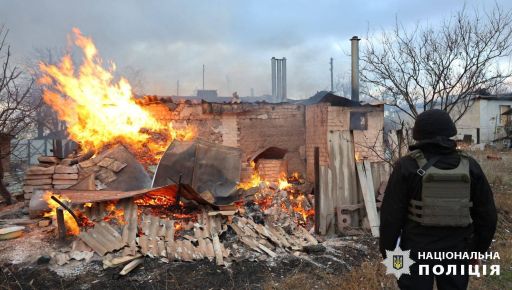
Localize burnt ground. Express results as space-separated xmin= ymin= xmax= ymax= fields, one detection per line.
xmin=0 ymin=234 xmax=379 ymax=290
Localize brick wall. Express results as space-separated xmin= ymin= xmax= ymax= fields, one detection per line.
xmin=145 ymin=102 xmax=306 ymax=182
xmin=305 ymin=104 xmax=329 ymax=181
xmin=237 ymin=104 xmax=306 ymax=180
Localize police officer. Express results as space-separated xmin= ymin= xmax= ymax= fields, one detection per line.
xmin=380 ymin=109 xmax=497 ymax=290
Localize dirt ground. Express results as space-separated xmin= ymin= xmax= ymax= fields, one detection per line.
xmin=1 ymin=149 xmax=511 ymax=290
xmin=0 ymin=231 xmax=379 ymax=290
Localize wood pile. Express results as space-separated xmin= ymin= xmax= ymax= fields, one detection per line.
xmin=23 ymin=153 xmax=128 ymax=207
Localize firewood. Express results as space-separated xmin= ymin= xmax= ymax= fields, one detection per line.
xmin=97 ymin=157 xmax=115 ymax=168
xmin=24 ymin=174 xmax=52 ymax=180
xmin=38 ymin=156 xmax=60 ymax=164
xmin=55 ymin=165 xmax=78 ymax=174
xmin=25 ymin=179 xmax=52 ymax=186
xmin=79 ymin=159 xmax=96 ymax=168
xmin=53 ymin=173 xmax=78 ymax=180
xmin=108 ymin=160 xmax=127 ymax=173
xmin=27 ymin=166 xmax=55 ymax=175
xmin=96 ymin=168 xmax=117 ymax=184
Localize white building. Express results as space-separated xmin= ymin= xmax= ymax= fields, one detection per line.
xmin=455 ymin=94 xmax=512 ymax=145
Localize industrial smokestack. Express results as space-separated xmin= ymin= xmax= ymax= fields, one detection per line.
xmin=276 ymin=58 xmax=282 ymax=102
xmin=350 ymin=36 xmax=360 ymax=102
xmin=271 ymin=57 xmax=277 ymax=99
xmin=282 ymin=57 xmax=287 ymax=101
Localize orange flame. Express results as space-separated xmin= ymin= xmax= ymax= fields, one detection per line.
xmin=237 ymin=161 xmax=267 ymax=190
xmin=38 ymin=28 xmax=194 ymax=163
xmin=42 ymin=191 xmax=80 ymax=235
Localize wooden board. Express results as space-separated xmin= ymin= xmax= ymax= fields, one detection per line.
xmin=356 ymin=161 xmax=380 ymax=237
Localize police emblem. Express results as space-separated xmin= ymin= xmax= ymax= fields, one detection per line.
xmin=382 ymin=246 xmax=415 ymax=279
xmin=393 ymin=255 xmax=403 ymax=270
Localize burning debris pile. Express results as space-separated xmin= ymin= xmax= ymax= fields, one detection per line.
xmin=13 ymin=28 xmax=320 ymax=275
xmin=35 ymin=169 xmax=318 ymax=273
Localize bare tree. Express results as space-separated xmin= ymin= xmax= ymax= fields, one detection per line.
xmin=361 ymin=4 xmax=512 ymax=122
xmin=0 ymin=25 xmax=39 ymax=204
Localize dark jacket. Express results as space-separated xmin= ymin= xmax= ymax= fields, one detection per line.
xmin=379 ymin=137 xmax=497 ymax=257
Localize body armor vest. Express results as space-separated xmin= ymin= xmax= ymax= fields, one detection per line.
xmin=408 ymin=149 xmax=472 ymax=227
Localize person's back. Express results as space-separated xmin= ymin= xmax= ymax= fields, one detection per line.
xmin=379 ymin=109 xmax=497 ymax=290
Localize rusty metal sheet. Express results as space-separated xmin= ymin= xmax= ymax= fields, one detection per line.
xmin=53 ymin=184 xmax=176 ymax=205
xmin=152 ymin=139 xmax=242 ymax=204
xmin=152 ymin=141 xmax=196 ymax=187
xmin=192 ymin=142 xmax=241 ymax=203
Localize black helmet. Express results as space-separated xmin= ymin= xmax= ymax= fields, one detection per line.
xmin=412 ymin=109 xmax=457 ymax=141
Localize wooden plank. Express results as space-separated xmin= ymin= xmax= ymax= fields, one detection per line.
xmin=363 ymin=160 xmax=380 ymax=236
xmin=55 ymin=165 xmax=78 ymax=174
xmin=340 ymin=130 xmax=359 ymax=227
xmin=24 ymin=174 xmax=52 ymax=180
xmin=38 ymin=156 xmax=60 ymax=164
xmin=356 ymin=161 xmax=379 ymax=237
xmin=318 ymin=165 xmax=335 ymax=235
xmin=25 ymin=179 xmax=52 ymax=186
xmin=53 ymin=174 xmax=78 ymax=180
xmin=329 ymin=131 xmax=344 ymax=232
xmin=27 ymin=166 xmax=55 ymax=175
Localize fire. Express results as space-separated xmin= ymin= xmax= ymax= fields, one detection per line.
xmin=38 ymin=28 xmax=194 ymax=164
xmin=42 ymin=191 xmax=80 ymax=235
xmin=355 ymin=152 xmax=362 ymax=161
xmin=278 ymin=172 xmax=291 ymax=190
xmin=237 ymin=161 xmax=267 ymax=190
xmin=238 ymin=162 xmax=314 ymax=226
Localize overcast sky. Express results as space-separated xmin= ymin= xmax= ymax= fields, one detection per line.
xmin=1 ymin=0 xmax=511 ymax=99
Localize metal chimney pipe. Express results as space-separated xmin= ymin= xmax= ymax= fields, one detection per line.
xmin=350 ymin=36 xmax=360 ymax=102
xmin=271 ymin=57 xmax=277 ymax=99
xmin=276 ymin=58 xmax=282 ymax=101
xmin=282 ymin=57 xmax=287 ymax=101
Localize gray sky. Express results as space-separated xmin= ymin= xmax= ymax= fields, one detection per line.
xmin=1 ymin=0 xmax=511 ymax=99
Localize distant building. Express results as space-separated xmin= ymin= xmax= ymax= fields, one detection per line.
xmin=196 ymin=90 xmax=218 ymax=100
xmin=455 ymin=93 xmax=512 ymax=145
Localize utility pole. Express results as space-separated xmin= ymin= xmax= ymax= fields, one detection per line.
xmin=330 ymin=57 xmax=334 ymax=92
xmin=177 ymin=80 xmax=179 ymax=97
xmin=202 ymin=64 xmax=205 ymax=90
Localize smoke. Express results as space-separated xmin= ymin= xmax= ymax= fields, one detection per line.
xmin=2 ymin=0 xmax=509 ymax=99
